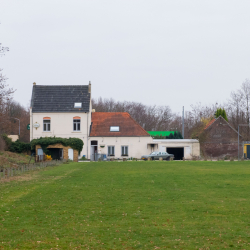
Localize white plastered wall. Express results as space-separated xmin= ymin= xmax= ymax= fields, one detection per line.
xmin=88 ymin=136 xmax=154 ymax=159
xmin=30 ymin=111 xmax=91 ymax=157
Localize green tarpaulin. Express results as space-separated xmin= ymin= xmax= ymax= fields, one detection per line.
xmin=147 ymin=131 xmax=175 ymax=137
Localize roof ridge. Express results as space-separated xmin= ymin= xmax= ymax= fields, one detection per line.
xmin=217 ymin=115 xmax=242 ymax=136
xmin=204 ymin=118 xmax=216 ymax=130
xmin=35 ymin=85 xmax=88 ymax=86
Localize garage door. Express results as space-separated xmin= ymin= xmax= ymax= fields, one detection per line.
xmin=167 ymin=148 xmax=184 ymax=160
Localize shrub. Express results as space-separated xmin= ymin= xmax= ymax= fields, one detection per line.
xmin=1 ymin=134 xmax=31 ymax=153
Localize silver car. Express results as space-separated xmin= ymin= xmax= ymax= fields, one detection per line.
xmin=141 ymin=151 xmax=174 ymax=161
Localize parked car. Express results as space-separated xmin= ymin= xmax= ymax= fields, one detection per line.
xmin=141 ymin=151 xmax=174 ymax=161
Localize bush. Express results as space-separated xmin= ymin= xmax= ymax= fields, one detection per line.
xmin=1 ymin=134 xmax=31 ymax=153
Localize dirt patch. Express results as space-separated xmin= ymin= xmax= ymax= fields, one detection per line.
xmin=0 ymin=173 xmax=36 ymax=183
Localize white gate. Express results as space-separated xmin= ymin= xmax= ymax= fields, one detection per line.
xmin=37 ymin=148 xmax=44 ymax=161
xmin=68 ymin=148 xmax=73 ymax=160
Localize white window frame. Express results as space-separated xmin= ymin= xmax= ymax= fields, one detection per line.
xmin=73 ymin=119 xmax=81 ymax=131
xmin=43 ymin=119 xmax=51 ymax=132
xmin=110 ymin=126 xmax=119 ymax=132
xmin=108 ymin=146 xmax=115 ymax=156
xmin=121 ymin=146 xmax=128 ymax=156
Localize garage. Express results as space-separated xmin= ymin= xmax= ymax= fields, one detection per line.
xmin=152 ymin=139 xmax=200 ymax=160
xmin=167 ymin=147 xmax=184 ymax=160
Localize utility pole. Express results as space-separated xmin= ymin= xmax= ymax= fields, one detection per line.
xmin=13 ymin=118 xmax=20 ymax=136
xmin=182 ymin=106 xmax=184 ymax=139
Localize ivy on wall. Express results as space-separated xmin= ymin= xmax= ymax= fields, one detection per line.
xmin=1 ymin=135 xmax=84 ymax=154
xmin=30 ymin=137 xmax=84 ymax=154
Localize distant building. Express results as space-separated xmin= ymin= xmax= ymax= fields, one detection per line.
xmin=200 ymin=116 xmax=242 ymax=158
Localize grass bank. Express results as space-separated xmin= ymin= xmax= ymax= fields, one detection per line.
xmin=1 ymin=161 xmax=250 ymax=249
xmin=0 ymin=151 xmax=34 ymax=167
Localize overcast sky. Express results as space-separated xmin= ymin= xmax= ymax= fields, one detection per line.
xmin=1 ymin=0 xmax=250 ymax=114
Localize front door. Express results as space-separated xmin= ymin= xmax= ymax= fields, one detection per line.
xmin=90 ymin=141 xmax=98 ymax=161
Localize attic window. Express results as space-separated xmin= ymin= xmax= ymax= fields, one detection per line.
xmin=74 ymin=103 xmax=82 ymax=108
xmin=110 ymin=126 xmax=119 ymax=132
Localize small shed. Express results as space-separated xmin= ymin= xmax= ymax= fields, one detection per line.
xmin=35 ymin=143 xmax=78 ymax=162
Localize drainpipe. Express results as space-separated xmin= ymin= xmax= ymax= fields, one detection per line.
xmin=87 ymin=112 xmax=88 ymax=159
xmin=30 ymin=108 xmax=33 ymax=141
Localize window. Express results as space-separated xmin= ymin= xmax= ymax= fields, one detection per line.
xmin=110 ymin=126 xmax=119 ymax=132
xmin=121 ymin=146 xmax=128 ymax=156
xmin=43 ymin=119 xmax=50 ymax=131
xmin=73 ymin=119 xmax=81 ymax=131
xmin=74 ymin=103 xmax=82 ymax=108
xmin=108 ymin=146 xmax=115 ymax=156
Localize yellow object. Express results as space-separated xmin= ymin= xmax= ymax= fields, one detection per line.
xmin=244 ymin=144 xmax=250 ymax=158
xmin=45 ymin=155 xmax=52 ymax=161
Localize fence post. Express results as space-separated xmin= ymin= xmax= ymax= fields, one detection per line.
xmin=3 ymin=168 xmax=5 ymax=179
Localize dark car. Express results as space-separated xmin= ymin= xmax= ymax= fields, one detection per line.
xmin=141 ymin=151 xmax=174 ymax=161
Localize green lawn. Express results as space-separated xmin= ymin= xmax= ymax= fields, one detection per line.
xmin=1 ymin=161 xmax=250 ymax=249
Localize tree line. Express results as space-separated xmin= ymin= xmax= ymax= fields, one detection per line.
xmin=0 ymin=41 xmax=30 ymax=150
xmin=92 ymin=78 xmax=250 ymax=140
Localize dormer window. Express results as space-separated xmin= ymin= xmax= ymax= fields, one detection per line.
xmin=74 ymin=103 xmax=82 ymax=108
xmin=110 ymin=126 xmax=119 ymax=132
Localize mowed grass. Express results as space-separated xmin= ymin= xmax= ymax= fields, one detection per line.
xmin=1 ymin=162 xmax=250 ymax=249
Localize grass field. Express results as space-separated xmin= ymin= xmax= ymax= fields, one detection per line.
xmin=1 ymin=161 xmax=250 ymax=249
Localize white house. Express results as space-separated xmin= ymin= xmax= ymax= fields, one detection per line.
xmin=30 ymin=82 xmax=200 ymax=160
xmin=30 ymin=82 xmax=92 ymax=159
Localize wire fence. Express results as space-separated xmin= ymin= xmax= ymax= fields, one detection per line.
xmin=0 ymin=159 xmax=66 ymax=180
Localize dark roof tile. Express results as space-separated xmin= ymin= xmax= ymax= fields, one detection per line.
xmin=31 ymin=85 xmax=90 ymax=112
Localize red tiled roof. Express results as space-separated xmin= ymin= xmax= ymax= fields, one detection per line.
xmin=90 ymin=112 xmax=150 ymax=137
xmin=204 ymin=118 xmax=216 ymax=130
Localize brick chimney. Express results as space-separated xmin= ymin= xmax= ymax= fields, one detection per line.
xmin=88 ymin=81 xmax=91 ymax=93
